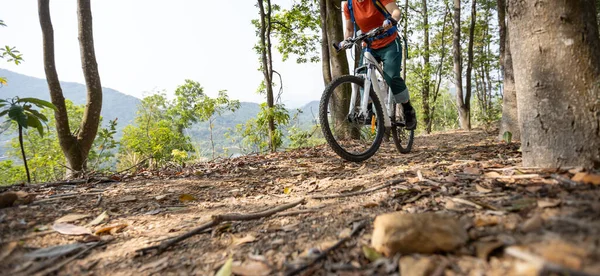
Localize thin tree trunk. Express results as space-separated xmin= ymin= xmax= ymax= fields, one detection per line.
xmin=18 ymin=125 xmax=31 ymax=183
xmin=421 ymin=0 xmax=431 ymax=133
xmin=497 ymin=0 xmax=519 ymax=141
xmin=319 ymin=0 xmax=332 ymax=85
xmin=508 ymin=0 xmax=600 ymax=168
xmin=209 ymin=118 xmax=215 ymax=159
xmin=452 ymin=0 xmax=469 ymax=130
xmin=402 ymin=0 xmax=408 ymax=80
xmin=76 ymin=0 xmax=103 ymax=172
xmin=430 ymin=4 xmax=451 ymax=131
xmin=464 ymin=0 xmax=476 ymax=130
xmin=258 ymin=0 xmax=276 ymax=152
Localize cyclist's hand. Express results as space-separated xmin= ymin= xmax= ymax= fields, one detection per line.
xmin=382 ymin=18 xmax=398 ymax=30
xmin=338 ymin=40 xmax=351 ymax=49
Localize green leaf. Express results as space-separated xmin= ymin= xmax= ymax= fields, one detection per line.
xmin=215 ymin=257 xmax=233 ymax=276
xmin=8 ymin=105 xmax=27 ymax=127
xmin=16 ymin=98 xmax=57 ymax=111
xmin=25 ymin=108 xmax=49 ymax=122
xmin=0 ymin=109 xmax=9 ymax=117
xmin=502 ymin=131 xmax=512 ymax=144
xmin=26 ymin=113 xmax=44 ymax=136
xmin=362 ymin=245 xmax=383 ymax=262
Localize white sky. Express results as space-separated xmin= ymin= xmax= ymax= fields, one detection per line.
xmin=0 ymin=0 xmax=326 ymax=108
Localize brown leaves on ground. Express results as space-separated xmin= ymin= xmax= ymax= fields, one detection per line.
xmin=0 ymin=130 xmax=599 ymax=275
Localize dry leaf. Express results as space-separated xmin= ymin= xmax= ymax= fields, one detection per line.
xmin=537 ymin=198 xmax=561 ymax=208
xmin=338 ymin=228 xmax=352 ymax=239
xmin=231 ymin=261 xmax=272 ymax=276
xmin=179 ymin=194 xmax=197 ymax=202
xmin=94 ymin=224 xmax=128 ymax=236
xmin=117 ymin=195 xmax=137 ymax=203
xmin=572 ymin=173 xmax=600 ymax=185
xmin=464 ymin=167 xmax=481 ymax=175
xmin=407 ymin=177 xmax=420 ymax=184
xmin=445 ymin=175 xmax=458 ymax=183
xmin=55 ymin=213 xmax=91 ymax=224
xmin=139 ymin=256 xmax=169 ymax=272
xmin=52 ymin=223 xmax=92 ymax=236
xmin=283 ymin=187 xmax=292 ymax=195
xmin=25 ymin=243 xmax=86 ymax=259
xmin=0 ymin=241 xmax=17 ymax=262
xmin=86 ymin=211 xmax=108 ymax=227
xmin=520 ymin=214 xmax=543 ymax=232
xmin=476 ymin=184 xmax=492 ymax=193
xmin=231 ymin=234 xmax=256 ymax=247
xmin=474 ymin=215 xmax=501 ymax=227
xmin=362 ymin=245 xmax=383 ymax=262
xmin=484 ymin=171 xmax=502 ymax=178
xmin=215 ymin=257 xmax=233 ymax=276
xmin=362 ymin=202 xmax=379 ymax=208
xmin=155 ymin=194 xmax=168 ymax=200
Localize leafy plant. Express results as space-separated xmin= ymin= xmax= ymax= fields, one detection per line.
xmin=0 ymin=97 xmax=56 ymax=183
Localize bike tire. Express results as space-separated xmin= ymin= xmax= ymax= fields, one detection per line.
xmin=319 ymin=75 xmax=385 ymax=162
xmin=390 ymin=102 xmax=415 ymax=154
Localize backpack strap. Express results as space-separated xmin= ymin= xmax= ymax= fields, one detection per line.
xmin=349 ymin=0 xmax=398 ymax=39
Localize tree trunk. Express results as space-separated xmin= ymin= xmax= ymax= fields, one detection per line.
xmin=258 ymin=0 xmax=276 ymax=152
xmin=18 ymin=125 xmax=31 ymax=183
xmin=498 ymin=0 xmax=519 ymax=141
xmin=508 ymin=0 xmax=600 ymax=168
xmin=326 ymin=0 xmax=352 ymax=138
xmin=421 ymin=0 xmax=431 ymax=134
xmin=452 ymin=0 xmax=469 ymax=130
xmin=319 ymin=0 xmax=332 ymax=85
xmin=464 ymin=0 xmax=476 ymax=130
xmin=76 ymin=0 xmax=103 ymax=170
xmin=402 ymin=0 xmax=408 ymax=80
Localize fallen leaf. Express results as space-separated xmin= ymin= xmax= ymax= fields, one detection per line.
xmin=0 ymin=242 xmax=17 ymax=262
xmin=445 ymin=175 xmax=458 ymax=183
xmin=476 ymin=184 xmax=492 ymax=193
xmin=179 ymin=194 xmax=196 ymax=202
xmin=571 ymin=172 xmax=586 ymax=182
xmin=520 ymin=214 xmax=543 ymax=232
xmin=155 ymin=195 xmax=168 ymax=200
xmin=283 ymin=187 xmax=292 ymax=195
xmin=52 ymin=223 xmax=92 ymax=236
xmin=215 ymin=257 xmax=233 ymax=276
xmin=537 ymin=198 xmax=561 ymax=208
xmin=362 ymin=245 xmax=383 ymax=262
xmin=338 ymin=228 xmax=352 ymax=239
xmin=145 ymin=209 xmax=161 ymax=215
xmin=55 ymin=213 xmax=91 ymax=224
xmin=231 ymin=234 xmax=256 ymax=247
xmin=362 ymin=202 xmax=379 ymax=208
xmin=572 ymin=173 xmax=600 ymax=185
xmin=81 ymin=234 xmax=101 ymax=243
xmin=464 ymin=167 xmax=481 ymax=175
xmin=25 ymin=243 xmax=86 ymax=259
xmin=475 ymin=241 xmax=505 ymax=260
xmin=139 ymin=256 xmax=169 ymax=272
xmin=94 ymin=224 xmax=128 ymax=235
xmin=231 ymin=261 xmax=272 ymax=276
xmin=86 ymin=211 xmax=108 ymax=227
xmin=117 ymin=195 xmax=137 ymax=203
xmin=407 ymin=177 xmax=420 ymax=184
xmin=484 ymin=171 xmax=502 ymax=178
xmin=474 ymin=215 xmax=501 ymax=227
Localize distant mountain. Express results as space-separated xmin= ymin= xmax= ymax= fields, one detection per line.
xmin=0 ymin=69 xmax=141 ymax=131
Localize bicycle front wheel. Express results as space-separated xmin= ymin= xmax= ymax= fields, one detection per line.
xmin=319 ymin=75 xmax=385 ymax=162
xmin=390 ymin=103 xmax=415 ymax=154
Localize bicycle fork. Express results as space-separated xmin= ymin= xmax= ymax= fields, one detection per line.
xmin=348 ymin=69 xmax=392 ymax=128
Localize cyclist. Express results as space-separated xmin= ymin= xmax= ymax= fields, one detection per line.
xmin=341 ymin=0 xmax=416 ymax=130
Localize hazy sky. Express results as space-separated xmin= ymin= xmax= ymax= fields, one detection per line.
xmin=0 ymin=0 xmax=326 ymax=108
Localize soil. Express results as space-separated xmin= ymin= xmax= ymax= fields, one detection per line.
xmin=0 ymin=130 xmax=599 ymax=275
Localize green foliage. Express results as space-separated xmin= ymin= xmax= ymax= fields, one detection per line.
xmin=271 ymin=0 xmax=321 ymax=63
xmin=0 ymin=20 xmax=24 ymax=79
xmin=503 ymin=131 xmax=512 ymax=144
xmin=235 ymin=103 xmax=290 ymax=153
xmin=287 ymin=109 xmax=324 ymax=149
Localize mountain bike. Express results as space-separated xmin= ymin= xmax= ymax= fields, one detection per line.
xmin=319 ymin=27 xmax=414 ymax=162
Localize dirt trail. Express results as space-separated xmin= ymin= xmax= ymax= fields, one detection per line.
xmin=1 ymin=130 xmax=599 ymax=275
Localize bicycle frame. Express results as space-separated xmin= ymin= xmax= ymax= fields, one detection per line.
xmin=350 ymin=48 xmax=394 ymax=128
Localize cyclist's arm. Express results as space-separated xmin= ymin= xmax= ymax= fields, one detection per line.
xmin=345 ymin=19 xmax=354 ymax=40
xmin=384 ymin=2 xmax=401 ymax=23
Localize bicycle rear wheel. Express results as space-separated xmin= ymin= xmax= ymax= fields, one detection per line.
xmin=319 ymin=75 xmax=385 ymax=162
xmin=391 ymin=103 xmax=415 ymax=154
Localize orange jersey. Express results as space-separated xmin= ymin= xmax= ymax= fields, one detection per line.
xmin=343 ymin=0 xmax=397 ymax=49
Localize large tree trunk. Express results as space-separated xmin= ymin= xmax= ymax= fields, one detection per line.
xmin=452 ymin=0 xmax=469 ymax=130
xmin=39 ymin=0 xmax=94 ymax=177
xmin=421 ymin=0 xmax=431 ymax=133
xmin=508 ymin=0 xmax=600 ymax=168
xmin=326 ymin=0 xmax=352 ymax=138
xmin=319 ymin=0 xmax=332 ymax=85
xmin=258 ymin=0 xmax=276 ymax=152
xmin=76 ymin=0 xmax=103 ymax=167
xmin=497 ymin=0 xmax=519 ymax=141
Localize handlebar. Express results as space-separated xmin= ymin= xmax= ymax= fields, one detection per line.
xmin=332 ymin=27 xmax=386 ymax=52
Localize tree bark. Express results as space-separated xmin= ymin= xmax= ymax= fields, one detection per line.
xmin=402 ymin=0 xmax=408 ymax=80
xmin=508 ymin=0 xmax=600 ymax=168
xmin=326 ymin=0 xmax=352 ymax=138
xmin=452 ymin=0 xmax=469 ymax=130
xmin=464 ymin=0 xmax=476 ymax=130
xmin=18 ymin=125 xmax=31 ymax=183
xmin=258 ymin=0 xmax=276 ymax=152
xmin=421 ymin=0 xmax=432 ymax=133
xmin=497 ymin=0 xmax=520 ymax=141
xmin=76 ymin=0 xmax=103 ymax=171
xmin=319 ymin=0 xmax=332 ymax=85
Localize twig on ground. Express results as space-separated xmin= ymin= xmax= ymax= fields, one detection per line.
xmin=417 ymin=170 xmax=441 ymax=185
xmin=551 ymin=174 xmax=580 ymax=186
xmin=310 ymin=179 xmax=405 ymax=200
xmin=285 ymin=220 xmax=368 ymax=276
xmin=275 ymin=207 xmax=325 ymax=217
xmin=484 ymin=174 xmax=541 ymax=179
xmin=33 ymin=240 xmax=108 ymax=276
xmin=33 ymin=192 xmax=104 ymax=204
xmin=137 ymin=198 xmax=306 ymax=255
xmin=504 ymin=246 xmax=593 ymax=276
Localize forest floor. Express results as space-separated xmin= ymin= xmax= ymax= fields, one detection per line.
xmin=1 ymin=129 xmax=600 ymax=276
